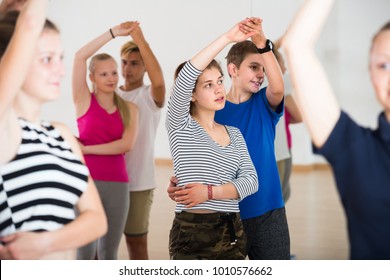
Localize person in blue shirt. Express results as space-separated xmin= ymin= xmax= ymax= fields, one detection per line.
xmin=283 ymin=0 xmax=390 ymax=259
xmin=214 ymin=18 xmax=288 ymax=260
xmin=169 ymin=17 xmax=289 ymax=260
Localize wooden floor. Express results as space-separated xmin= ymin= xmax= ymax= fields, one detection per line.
xmin=117 ymin=162 xmax=349 ymax=260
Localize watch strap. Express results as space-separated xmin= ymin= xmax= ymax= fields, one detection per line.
xmin=257 ymin=39 xmax=273 ymax=54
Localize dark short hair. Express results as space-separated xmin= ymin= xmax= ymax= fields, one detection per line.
xmin=226 ymin=40 xmax=258 ymax=68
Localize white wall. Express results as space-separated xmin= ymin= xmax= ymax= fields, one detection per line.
xmin=44 ymin=0 xmax=390 ymax=165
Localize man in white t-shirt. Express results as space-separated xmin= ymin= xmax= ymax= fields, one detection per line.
xmin=117 ymin=23 xmax=165 ymax=260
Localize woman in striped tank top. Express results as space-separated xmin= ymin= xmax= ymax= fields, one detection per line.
xmin=0 ymin=0 xmax=107 ymax=259
xmin=166 ymin=21 xmax=259 ymax=259
xmin=72 ymin=22 xmax=139 ymax=260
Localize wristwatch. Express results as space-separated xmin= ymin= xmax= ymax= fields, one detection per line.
xmin=257 ymin=39 xmax=273 ymax=54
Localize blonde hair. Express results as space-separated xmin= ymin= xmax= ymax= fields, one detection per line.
xmin=89 ymin=53 xmax=130 ymax=127
xmin=120 ymin=40 xmax=140 ymax=56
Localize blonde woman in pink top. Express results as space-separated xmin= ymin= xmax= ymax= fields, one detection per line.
xmin=73 ymin=22 xmax=139 ymax=260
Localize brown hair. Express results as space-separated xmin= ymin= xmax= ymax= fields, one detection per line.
xmin=226 ymin=40 xmax=259 ymax=68
xmin=174 ymin=60 xmax=223 ymax=115
xmin=89 ymin=53 xmax=130 ymax=127
xmin=0 ymin=11 xmax=59 ymax=58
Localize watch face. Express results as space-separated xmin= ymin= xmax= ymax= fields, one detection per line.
xmin=269 ymin=40 xmax=273 ymax=50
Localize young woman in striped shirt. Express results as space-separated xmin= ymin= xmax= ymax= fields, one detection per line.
xmin=0 ymin=0 xmax=107 ymax=259
xmin=166 ymin=21 xmax=259 ymax=260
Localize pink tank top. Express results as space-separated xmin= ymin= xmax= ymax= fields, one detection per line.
xmin=77 ymin=94 xmax=129 ymax=182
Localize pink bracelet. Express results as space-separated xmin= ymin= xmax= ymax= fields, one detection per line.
xmin=207 ymin=185 xmax=213 ymax=200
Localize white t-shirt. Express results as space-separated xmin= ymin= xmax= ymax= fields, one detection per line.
xmin=116 ymin=85 xmax=162 ymax=191
xmin=274 ymin=73 xmax=293 ymax=161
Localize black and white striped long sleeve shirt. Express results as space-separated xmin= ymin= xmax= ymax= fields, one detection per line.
xmin=166 ymin=62 xmax=258 ymax=213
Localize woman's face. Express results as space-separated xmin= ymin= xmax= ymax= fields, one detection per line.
xmin=22 ymin=30 xmax=65 ymax=103
xmin=192 ymin=67 xmax=226 ymax=112
xmin=90 ymin=59 xmax=119 ymax=93
xmin=370 ymin=30 xmax=390 ymax=115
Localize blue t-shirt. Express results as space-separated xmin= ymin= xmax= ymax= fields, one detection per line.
xmin=215 ymin=88 xmax=284 ymax=219
xmin=314 ymin=111 xmax=390 ymax=260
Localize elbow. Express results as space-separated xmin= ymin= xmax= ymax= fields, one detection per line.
xmin=252 ymin=175 xmax=259 ymax=194
xmin=96 ymin=213 xmax=108 ymax=238
xmin=19 ymin=10 xmax=45 ymax=35
xmin=253 ymin=182 xmax=259 ymax=194
xmin=74 ymin=51 xmax=88 ymax=62
xmin=294 ymin=115 xmax=303 ymax=123
xmin=284 ymin=40 xmax=312 ymax=58
xmin=124 ymin=141 xmax=135 ymax=153
xmin=276 ymin=86 xmax=285 ymax=100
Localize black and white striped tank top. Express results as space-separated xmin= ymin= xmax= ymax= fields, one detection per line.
xmin=0 ymin=119 xmax=89 ymax=236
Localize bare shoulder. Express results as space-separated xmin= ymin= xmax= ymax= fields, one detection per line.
xmin=51 ymin=121 xmax=73 ymax=137
xmin=51 ymin=121 xmax=84 ymax=159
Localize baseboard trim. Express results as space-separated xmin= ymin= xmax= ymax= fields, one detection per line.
xmin=292 ymin=163 xmax=331 ymax=172
xmin=155 ymin=158 xmax=173 ymax=166
xmin=155 ymin=158 xmax=330 ymax=172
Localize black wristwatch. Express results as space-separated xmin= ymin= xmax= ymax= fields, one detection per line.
xmin=257 ymin=39 xmax=273 ymax=54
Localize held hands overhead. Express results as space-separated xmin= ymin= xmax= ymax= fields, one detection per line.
xmin=239 ymin=17 xmax=267 ymax=47
xmin=110 ymin=21 xmax=140 ymax=38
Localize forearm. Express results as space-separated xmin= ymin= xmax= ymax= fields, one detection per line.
xmin=138 ymin=42 xmax=166 ymax=106
xmin=83 ymin=139 xmax=131 ymax=155
xmin=190 ymin=33 xmax=232 ymax=70
xmin=212 ymin=183 xmax=239 ymax=200
xmin=263 ymin=52 xmax=284 ymax=107
xmin=283 ymin=0 xmax=339 ymax=147
xmin=285 ymin=95 xmax=302 ymax=123
xmin=166 ymin=62 xmax=201 ymax=130
xmin=72 ymin=31 xmax=113 ymax=104
xmin=45 ymin=209 xmax=106 ymax=254
xmin=250 ymin=21 xmax=284 ymax=108
xmin=138 ymin=41 xmax=165 ymax=86
xmin=75 ymin=31 xmax=113 ymax=61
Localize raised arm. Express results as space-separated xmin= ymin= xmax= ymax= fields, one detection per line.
xmin=129 ymin=24 xmax=166 ymax=108
xmin=0 ymin=0 xmax=47 ymax=118
xmin=166 ymin=22 xmax=255 ymax=131
xmin=0 ymin=0 xmax=27 ymax=14
xmin=283 ymin=0 xmax=340 ymax=147
xmin=72 ymin=22 xmax=138 ymax=117
xmin=285 ymin=95 xmax=302 ymax=124
xmin=190 ymin=22 xmax=255 ymax=71
xmin=0 ymin=0 xmax=47 ymax=164
xmin=241 ymin=17 xmax=284 ymax=110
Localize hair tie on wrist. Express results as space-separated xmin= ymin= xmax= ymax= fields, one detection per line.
xmin=109 ymin=28 xmax=115 ymax=39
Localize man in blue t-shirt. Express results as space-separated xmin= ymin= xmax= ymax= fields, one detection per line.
xmin=214 ymin=22 xmax=289 ymax=259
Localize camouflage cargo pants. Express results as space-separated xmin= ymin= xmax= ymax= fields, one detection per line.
xmin=169 ymin=211 xmax=246 ymax=260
